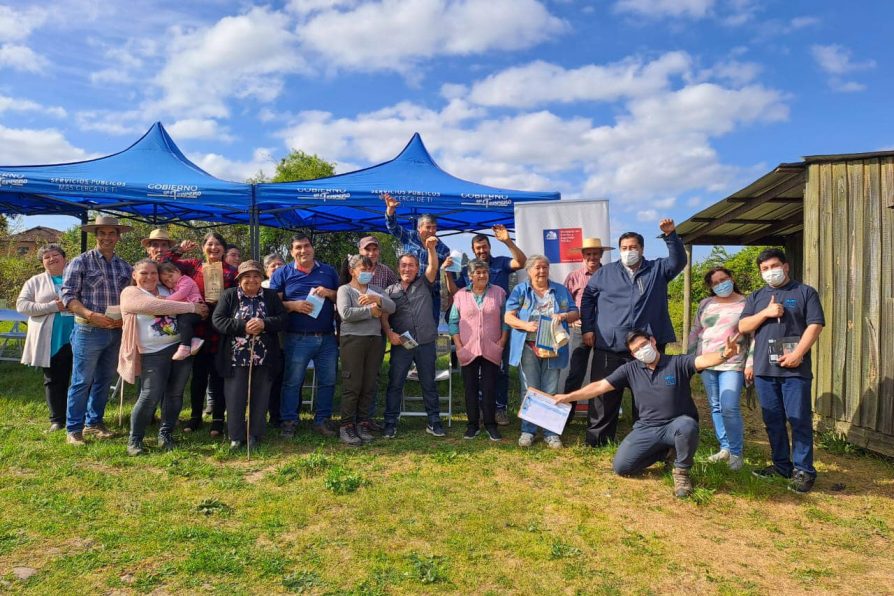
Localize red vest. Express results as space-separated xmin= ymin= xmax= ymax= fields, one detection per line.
xmin=454 ymin=285 xmax=506 ymax=366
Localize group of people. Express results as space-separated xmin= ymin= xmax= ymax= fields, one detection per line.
xmin=15 ymin=196 xmax=825 ymax=498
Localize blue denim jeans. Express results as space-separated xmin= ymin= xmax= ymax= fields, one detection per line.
xmin=384 ymin=340 xmax=440 ymax=425
xmin=280 ymin=333 xmax=338 ymax=424
xmin=129 ymin=343 xmax=192 ymax=442
xmin=754 ymin=375 xmax=816 ymax=478
xmin=66 ymin=324 xmax=121 ymax=433
xmin=519 ymin=344 xmax=560 ymax=438
xmin=700 ymin=369 xmax=745 ymax=456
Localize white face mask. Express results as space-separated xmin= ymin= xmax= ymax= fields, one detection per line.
xmin=620 ymin=249 xmax=641 ymax=267
xmin=762 ymin=267 xmax=786 ymax=287
xmin=633 ymin=343 xmax=659 ymax=364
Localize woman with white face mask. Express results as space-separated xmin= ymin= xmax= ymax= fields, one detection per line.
xmin=687 ymin=266 xmax=752 ymax=470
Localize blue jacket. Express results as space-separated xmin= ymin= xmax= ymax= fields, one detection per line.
xmin=580 ymin=232 xmax=685 ymax=352
xmin=505 ymin=281 xmax=578 ymax=369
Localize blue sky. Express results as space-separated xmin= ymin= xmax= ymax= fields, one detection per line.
xmin=2 ymin=0 xmax=892 ymax=259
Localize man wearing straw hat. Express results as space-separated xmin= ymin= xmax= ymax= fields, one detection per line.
xmin=141 ymin=228 xmax=177 ymax=263
xmin=562 ymin=237 xmax=612 ymax=399
xmin=61 ymin=215 xmax=133 ymax=446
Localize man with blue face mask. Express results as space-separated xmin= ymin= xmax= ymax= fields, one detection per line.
xmin=553 ymin=329 xmax=740 ymax=498
xmin=738 ymin=248 xmax=824 ymax=493
xmin=579 ymin=218 xmax=686 ymax=447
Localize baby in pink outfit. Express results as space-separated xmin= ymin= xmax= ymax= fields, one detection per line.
xmin=158 ymin=262 xmax=205 ymax=360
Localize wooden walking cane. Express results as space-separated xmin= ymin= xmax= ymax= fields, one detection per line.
xmin=246 ymin=336 xmax=257 ymax=461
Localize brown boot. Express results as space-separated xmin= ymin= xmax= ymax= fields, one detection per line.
xmin=672 ymin=467 xmax=693 ymax=498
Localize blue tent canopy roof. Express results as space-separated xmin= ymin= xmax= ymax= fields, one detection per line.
xmin=0 ymin=122 xmax=253 ymax=224
xmin=255 ymin=133 xmax=560 ymax=232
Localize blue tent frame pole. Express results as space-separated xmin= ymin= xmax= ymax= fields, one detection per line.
xmin=80 ymin=211 xmax=88 ymax=253
xmin=250 ymin=185 xmax=260 ymax=260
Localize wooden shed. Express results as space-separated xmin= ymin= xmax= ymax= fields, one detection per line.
xmin=676 ymin=151 xmax=894 ymax=456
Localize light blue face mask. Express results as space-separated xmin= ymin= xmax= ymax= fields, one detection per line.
xmin=713 ymin=279 xmax=734 ymax=297
xmin=358 ymin=271 xmax=374 ymax=284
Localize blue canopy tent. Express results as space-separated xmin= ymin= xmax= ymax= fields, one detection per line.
xmin=0 ymin=122 xmax=254 ymax=227
xmin=254 ymin=133 xmax=560 ymax=234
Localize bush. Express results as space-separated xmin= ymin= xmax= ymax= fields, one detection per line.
xmin=0 ymin=255 xmax=42 ymax=308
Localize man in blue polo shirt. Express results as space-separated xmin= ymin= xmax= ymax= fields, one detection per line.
xmin=446 ymin=224 xmax=527 ymax=425
xmin=553 ymin=329 xmax=740 ymax=498
xmin=270 ymin=233 xmax=340 ymax=438
xmin=738 ymin=248 xmax=824 ymax=493
xmin=580 ymin=218 xmax=685 ymax=447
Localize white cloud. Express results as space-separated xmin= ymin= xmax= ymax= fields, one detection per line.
xmin=190 ymin=148 xmax=276 ymax=183
xmin=167 ymin=118 xmax=234 ymax=142
xmin=286 ymin=0 xmax=357 ymax=16
xmin=637 ymin=209 xmax=659 ymax=222
xmin=614 ymin=0 xmax=715 ymax=19
xmin=811 ymin=44 xmax=875 ymax=75
xmin=465 ymin=52 xmax=691 ymax=108
xmin=789 ymin=16 xmax=820 ymax=30
xmin=298 ymin=0 xmax=566 ymax=71
xmin=275 ymin=74 xmax=788 ymax=212
xmin=0 ymin=5 xmax=48 ymax=42
xmin=74 ymin=110 xmax=148 ymax=136
xmin=0 ymin=43 xmax=49 ymax=72
xmin=151 ymin=6 xmax=306 ymax=118
xmin=811 ymin=44 xmax=875 ymax=93
xmin=0 ymin=124 xmax=90 ymax=164
xmin=0 ymin=94 xmax=66 ymax=118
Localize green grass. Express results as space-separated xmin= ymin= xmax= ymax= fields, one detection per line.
xmin=1 ymin=359 xmax=894 ymax=594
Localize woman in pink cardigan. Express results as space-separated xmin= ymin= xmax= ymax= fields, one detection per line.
xmin=447 ymin=259 xmax=509 ymax=441
xmin=118 ymin=259 xmax=208 ymax=456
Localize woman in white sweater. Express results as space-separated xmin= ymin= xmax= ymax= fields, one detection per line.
xmin=16 ymin=244 xmax=75 ymax=431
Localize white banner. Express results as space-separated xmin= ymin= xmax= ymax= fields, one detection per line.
xmin=513 ymin=199 xmax=611 ymax=284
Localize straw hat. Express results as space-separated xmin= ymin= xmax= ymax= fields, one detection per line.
xmin=140 ymin=228 xmax=173 ymax=247
xmin=571 ymin=237 xmax=614 ymax=253
xmin=81 ymin=215 xmax=132 ymax=233
xmin=235 ymin=259 xmax=264 ymax=281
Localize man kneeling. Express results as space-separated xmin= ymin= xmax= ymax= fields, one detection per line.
xmin=553 ymin=330 xmax=740 ymax=498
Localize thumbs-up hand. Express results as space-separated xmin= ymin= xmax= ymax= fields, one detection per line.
xmin=763 ymin=294 xmax=784 ymax=319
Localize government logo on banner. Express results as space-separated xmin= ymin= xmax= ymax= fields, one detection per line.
xmin=543 ymin=228 xmax=582 ymax=263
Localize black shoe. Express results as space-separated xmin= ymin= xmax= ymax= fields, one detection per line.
xmin=157 ymin=431 xmax=175 ymax=451
xmin=48 ymin=422 xmax=64 ymax=432
xmin=182 ymin=418 xmax=201 ymax=433
xmin=247 ymin=436 xmax=261 ymax=450
xmin=229 ymin=440 xmax=244 ymax=450
xmin=485 ymin=426 xmax=502 ymax=441
xmin=280 ymin=420 xmax=297 ymax=439
xmin=789 ymin=470 xmax=816 ymax=493
xmin=312 ymin=420 xmax=337 ymax=438
xmin=426 ymin=421 xmax=446 ymax=437
xmin=752 ymin=464 xmax=791 ymax=479
xmin=268 ymin=418 xmax=281 ymax=429
xmin=463 ymin=426 xmax=480 ymax=440
xmin=383 ymin=423 xmax=397 ymax=439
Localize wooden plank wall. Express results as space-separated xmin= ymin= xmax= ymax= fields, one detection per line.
xmin=806 ymin=158 xmax=894 ymax=456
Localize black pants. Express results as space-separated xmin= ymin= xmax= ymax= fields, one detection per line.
xmin=43 ymin=343 xmax=72 ymax=425
xmin=613 ymin=416 xmax=699 ymax=474
xmin=177 ymin=312 xmax=202 ymax=347
xmin=462 ymin=356 xmax=499 ymax=429
xmin=586 ymin=344 xmax=665 ymax=446
xmin=563 ymin=341 xmax=592 ymax=425
xmin=268 ymin=353 xmax=283 ymax=426
xmin=190 ymin=344 xmax=225 ymax=424
xmin=224 ymin=365 xmax=273 ymax=442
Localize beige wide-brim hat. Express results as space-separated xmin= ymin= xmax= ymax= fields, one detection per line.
xmin=235 ymin=259 xmax=264 ymax=281
xmin=140 ymin=228 xmax=173 ymax=247
xmin=82 ymin=215 xmax=132 ymax=233
xmin=571 ymin=237 xmax=614 ymax=253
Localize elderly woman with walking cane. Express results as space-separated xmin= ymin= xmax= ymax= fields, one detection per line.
xmin=212 ymin=260 xmax=286 ymax=450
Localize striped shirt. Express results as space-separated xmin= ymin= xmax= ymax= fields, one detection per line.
xmin=61 ymin=248 xmax=132 ymax=314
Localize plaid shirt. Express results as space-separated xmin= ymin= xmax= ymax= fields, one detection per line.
xmin=385 ymin=212 xmax=450 ymax=291
xmin=370 ymin=262 xmax=398 ymax=289
xmin=61 ymin=248 xmax=132 ymax=313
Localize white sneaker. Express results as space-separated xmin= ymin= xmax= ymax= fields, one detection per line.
xmin=728 ymin=454 xmax=744 ymax=471
xmin=544 ymin=435 xmax=563 ymax=450
xmin=518 ymin=432 xmax=535 ymax=447
xmin=707 ymin=448 xmax=730 ymax=463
